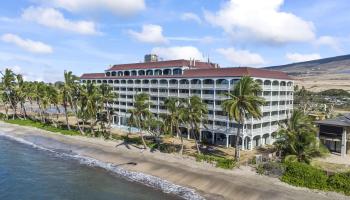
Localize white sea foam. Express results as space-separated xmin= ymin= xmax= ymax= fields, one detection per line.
xmin=0 ymin=133 xmax=205 ymax=200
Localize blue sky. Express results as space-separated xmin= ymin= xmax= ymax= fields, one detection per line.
xmin=0 ymin=0 xmax=349 ymax=82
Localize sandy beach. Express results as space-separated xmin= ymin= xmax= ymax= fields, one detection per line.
xmin=0 ymin=121 xmax=348 ymax=200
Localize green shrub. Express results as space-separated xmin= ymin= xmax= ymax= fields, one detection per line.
xmin=327 ymin=172 xmax=350 ymax=195
xmin=281 ymin=162 xmax=328 ymax=190
xmin=195 ymin=154 xmax=236 ymax=169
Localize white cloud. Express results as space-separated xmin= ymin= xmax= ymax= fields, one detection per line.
xmin=151 ymin=46 xmax=203 ymax=60
xmin=1 ymin=33 xmax=53 ymax=54
xmin=41 ymin=0 xmax=145 ymax=16
xmin=315 ymin=36 xmax=341 ymax=51
xmin=181 ymin=12 xmax=202 ymax=24
xmin=286 ymin=53 xmax=321 ymax=63
xmin=205 ymin=0 xmax=315 ymax=44
xmin=22 ymin=7 xmax=99 ymax=35
xmin=217 ymin=48 xmax=265 ymax=66
xmin=128 ymin=24 xmax=168 ymax=44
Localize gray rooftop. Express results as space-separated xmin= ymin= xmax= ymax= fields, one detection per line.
xmin=316 ymin=114 xmax=350 ymax=127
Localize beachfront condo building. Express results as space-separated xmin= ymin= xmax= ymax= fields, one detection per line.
xmin=80 ymin=54 xmax=294 ymax=150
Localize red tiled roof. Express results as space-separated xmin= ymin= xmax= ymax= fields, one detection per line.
xmin=81 ymin=67 xmax=292 ymax=80
xmin=107 ymin=59 xmax=217 ymax=70
xmin=182 ymin=67 xmax=292 ymax=79
xmin=80 ymin=73 xmax=105 ymax=79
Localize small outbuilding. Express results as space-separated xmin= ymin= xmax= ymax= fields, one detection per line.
xmin=315 ymin=114 xmax=350 ymax=156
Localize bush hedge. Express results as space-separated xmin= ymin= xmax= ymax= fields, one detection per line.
xmin=281 ymin=161 xmax=329 ymax=190
xmin=327 ymin=172 xmax=350 ymax=195
xmin=195 ymin=154 xmax=236 ymax=169
xmin=281 ymin=162 xmax=350 ymax=196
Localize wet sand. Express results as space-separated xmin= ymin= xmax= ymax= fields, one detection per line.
xmin=0 ymin=121 xmax=348 ymax=200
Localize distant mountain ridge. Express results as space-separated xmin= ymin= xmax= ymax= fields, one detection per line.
xmin=266 ymin=54 xmax=350 ymax=76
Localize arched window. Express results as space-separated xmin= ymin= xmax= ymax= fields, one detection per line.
xmin=138 ymin=70 xmax=145 ymax=76
xmin=142 ymin=80 xmax=149 ymax=84
xmin=191 ymin=79 xmax=201 ymax=84
xmin=114 ymin=80 xmax=119 ymax=84
xmin=146 ymin=70 xmax=153 ymax=75
xmin=154 ymin=69 xmax=162 ymax=75
xmin=111 ymin=71 xmax=116 ymax=76
xmin=103 ymin=80 xmax=107 ymax=83
xmin=127 ymin=80 xmax=133 ymax=84
xmin=97 ymin=80 xmax=102 ymax=83
xmin=264 ymin=80 xmax=271 ymax=86
xmin=216 ymin=79 xmax=229 ymax=85
xmin=255 ymin=79 xmax=263 ymax=85
xmin=160 ymin=79 xmax=167 ymax=84
xmin=131 ymin=70 xmax=137 ymax=76
xmin=117 ymin=71 xmax=123 ymax=76
xmin=163 ymin=69 xmax=171 ymax=75
xmin=169 ymin=79 xmax=178 ymax=84
xmin=121 ymin=80 xmax=126 ymax=84
xmin=108 ymin=80 xmax=113 ymax=83
xmin=203 ymin=79 xmax=214 ymax=84
xmin=287 ymin=81 xmax=292 ymax=86
xmin=106 ymin=72 xmax=111 ymax=76
xmin=124 ymin=71 xmax=130 ymax=76
xmin=151 ymin=79 xmax=158 ymax=84
xmin=180 ymin=79 xmax=189 ymax=84
xmin=272 ymin=80 xmax=279 ymax=86
xmin=173 ymin=68 xmax=182 ymax=75
xmin=135 ymin=80 xmax=141 ymax=84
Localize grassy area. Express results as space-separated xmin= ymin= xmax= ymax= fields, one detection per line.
xmin=195 ymin=153 xmax=236 ymax=169
xmin=4 ymin=119 xmax=80 ymax=136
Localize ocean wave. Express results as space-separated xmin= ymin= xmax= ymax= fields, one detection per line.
xmin=0 ymin=133 xmax=205 ymax=200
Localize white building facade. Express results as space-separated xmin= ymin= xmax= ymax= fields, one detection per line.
xmin=81 ymin=57 xmax=294 ymax=150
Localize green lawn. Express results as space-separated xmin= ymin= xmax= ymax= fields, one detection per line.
xmin=4 ymin=119 xmax=80 ymax=136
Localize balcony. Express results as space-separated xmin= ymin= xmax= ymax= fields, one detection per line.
xmin=202 ymin=94 xmax=214 ymax=99
xmin=169 ymin=84 xmax=178 ymax=88
xmin=178 ymin=84 xmax=189 ymax=89
xmin=190 ymin=84 xmax=201 ymax=89
xmin=202 ymin=84 xmax=214 ymax=88
xmin=216 ymin=84 xmax=229 ymax=89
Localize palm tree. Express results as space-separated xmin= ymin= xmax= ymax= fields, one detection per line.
xmin=222 ymin=76 xmax=265 ymax=161
xmin=99 ymin=83 xmax=118 ymax=132
xmin=84 ymin=83 xmax=101 ymax=136
xmin=273 ymin=110 xmax=320 ymax=163
xmin=162 ymin=97 xmax=187 ymax=154
xmin=16 ymin=74 xmax=28 ymax=119
xmin=63 ymin=71 xmax=85 ymax=134
xmin=128 ymin=93 xmax=152 ymax=149
xmin=183 ymin=95 xmax=208 ymax=154
xmin=0 ymin=69 xmax=17 ymax=119
xmin=46 ymin=84 xmax=61 ymax=126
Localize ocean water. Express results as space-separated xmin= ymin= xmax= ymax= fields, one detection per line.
xmin=0 ymin=136 xmax=181 ymax=200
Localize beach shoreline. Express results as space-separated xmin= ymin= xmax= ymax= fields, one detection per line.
xmin=0 ymin=121 xmax=348 ymax=200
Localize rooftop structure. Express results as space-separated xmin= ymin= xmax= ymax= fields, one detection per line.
xmin=80 ymin=55 xmax=294 ymax=150
xmin=316 ymin=114 xmax=350 ymax=156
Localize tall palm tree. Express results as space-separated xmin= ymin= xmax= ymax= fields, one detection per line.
xmin=162 ymin=97 xmax=187 ymax=154
xmin=84 ymin=83 xmax=101 ymax=136
xmin=183 ymin=95 xmax=208 ymax=154
xmin=63 ymin=71 xmax=85 ymax=134
xmin=16 ymin=74 xmax=28 ymax=119
xmin=274 ymin=110 xmax=320 ymax=163
xmin=128 ymin=93 xmax=152 ymax=149
xmin=46 ymin=84 xmax=61 ymax=126
xmin=222 ymin=76 xmax=265 ymax=161
xmin=0 ymin=69 xmax=17 ymax=119
xmin=99 ymin=83 xmax=118 ymax=132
